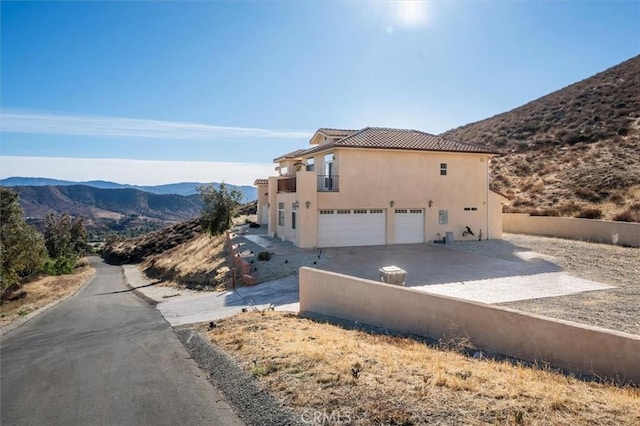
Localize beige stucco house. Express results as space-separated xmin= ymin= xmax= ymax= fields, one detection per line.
xmin=255 ymin=127 xmax=505 ymax=248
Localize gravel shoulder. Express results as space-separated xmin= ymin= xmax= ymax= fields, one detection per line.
xmin=444 ymin=233 xmax=640 ymax=335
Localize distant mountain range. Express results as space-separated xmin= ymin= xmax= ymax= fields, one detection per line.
xmin=0 ymin=177 xmax=256 ymax=202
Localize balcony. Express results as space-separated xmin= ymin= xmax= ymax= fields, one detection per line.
xmin=277 ymin=176 xmax=297 ymax=193
xmin=317 ymin=174 xmax=339 ymax=192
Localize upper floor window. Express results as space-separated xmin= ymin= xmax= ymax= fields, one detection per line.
xmin=440 ymin=163 xmax=447 ymax=176
xmin=280 ymin=166 xmax=288 ymax=176
xmin=306 ymin=158 xmax=314 ymax=172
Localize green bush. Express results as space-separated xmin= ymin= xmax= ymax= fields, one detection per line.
xmin=257 ymin=251 xmax=272 ymax=261
xmin=44 ymin=256 xmax=76 ymax=275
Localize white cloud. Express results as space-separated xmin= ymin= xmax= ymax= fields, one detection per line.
xmin=0 ymin=110 xmax=313 ymax=140
xmin=0 ymin=156 xmax=275 ymax=186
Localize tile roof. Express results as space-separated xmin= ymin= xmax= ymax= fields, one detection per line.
xmin=273 ymin=148 xmax=308 ymax=161
xmin=254 ymin=179 xmax=269 ymax=185
xmin=317 ymin=128 xmax=358 ymax=138
xmin=301 ymin=127 xmax=499 ymax=157
xmin=273 ymin=127 xmax=499 ymax=163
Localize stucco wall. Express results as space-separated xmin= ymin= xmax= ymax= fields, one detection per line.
xmin=299 ymin=267 xmax=640 ymax=384
xmin=255 ymin=183 xmax=269 ymax=225
xmin=309 ymin=148 xmax=497 ymax=242
xmin=504 ymin=214 xmax=640 ymax=247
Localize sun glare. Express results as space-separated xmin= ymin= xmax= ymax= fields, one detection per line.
xmin=394 ymin=0 xmax=429 ymax=28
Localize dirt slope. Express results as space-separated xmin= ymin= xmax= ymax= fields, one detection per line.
xmin=443 ymin=55 xmax=640 ymax=221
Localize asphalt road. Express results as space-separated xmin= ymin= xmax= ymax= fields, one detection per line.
xmin=0 ymin=257 xmax=243 ymax=426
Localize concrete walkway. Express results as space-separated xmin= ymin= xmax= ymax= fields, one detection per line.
xmin=123 ymin=266 xmax=299 ymax=326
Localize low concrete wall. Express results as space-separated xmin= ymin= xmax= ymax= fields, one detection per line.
xmin=299 ymin=267 xmax=640 ymax=384
xmin=503 ymin=214 xmax=640 ymax=247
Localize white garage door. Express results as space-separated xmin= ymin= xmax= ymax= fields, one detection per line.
xmin=318 ymin=209 xmax=386 ymax=247
xmin=394 ymin=209 xmax=424 ymax=244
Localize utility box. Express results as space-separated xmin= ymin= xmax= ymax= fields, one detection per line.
xmin=379 ymin=266 xmax=407 ymax=286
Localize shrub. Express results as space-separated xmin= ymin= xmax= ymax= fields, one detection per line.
xmin=576 ymin=208 xmax=602 ymax=220
xmin=257 ymin=251 xmax=272 ymax=261
xmin=612 ymin=209 xmax=640 ymax=223
xmin=44 ymin=256 xmax=76 ymax=275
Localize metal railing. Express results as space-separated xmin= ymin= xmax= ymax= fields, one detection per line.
xmin=317 ymin=174 xmax=339 ymax=192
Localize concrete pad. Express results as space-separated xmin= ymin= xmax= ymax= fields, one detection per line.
xmin=123 ymin=265 xmax=299 ymax=326
xmin=319 ymin=243 xmax=614 ymax=304
xmin=415 ymin=272 xmax=614 ymax=304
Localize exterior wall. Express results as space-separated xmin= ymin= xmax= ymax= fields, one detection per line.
xmin=255 ymin=183 xmax=269 ymax=225
xmin=504 ymin=214 xmax=640 ymax=247
xmin=270 ymin=171 xmax=318 ymax=247
xmin=315 ymin=148 xmax=494 ymax=243
xmin=299 ymin=268 xmax=640 ymax=384
xmin=488 ymin=191 xmax=505 ymax=239
xmin=267 ymin=177 xmax=279 ymax=237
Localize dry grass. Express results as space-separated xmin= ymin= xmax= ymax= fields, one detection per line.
xmin=0 ymin=259 xmax=95 ymax=328
xmin=206 ymin=311 xmax=640 ymax=425
xmin=142 ymin=233 xmax=231 ymax=291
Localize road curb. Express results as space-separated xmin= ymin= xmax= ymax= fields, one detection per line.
xmin=120 ymin=265 xmax=159 ymax=306
xmin=1 ymin=267 xmax=97 ymax=337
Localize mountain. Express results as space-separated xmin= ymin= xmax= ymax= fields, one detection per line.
xmin=443 ymin=55 xmax=640 ymax=222
xmin=0 ymin=177 xmax=256 ymax=202
xmin=11 ymin=185 xmax=204 ymax=238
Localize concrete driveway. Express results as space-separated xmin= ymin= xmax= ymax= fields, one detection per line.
xmin=124 ymin=237 xmax=613 ymax=326
xmin=319 ymin=243 xmax=613 ymax=303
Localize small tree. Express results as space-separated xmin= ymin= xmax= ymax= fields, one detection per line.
xmin=198 ymin=183 xmax=243 ymax=236
xmin=0 ymin=188 xmax=48 ymax=297
xmin=43 ymin=212 xmax=88 ymax=274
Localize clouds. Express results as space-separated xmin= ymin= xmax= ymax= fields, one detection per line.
xmin=0 ymin=110 xmax=313 ymax=140
xmin=0 ymin=156 xmax=274 ymax=186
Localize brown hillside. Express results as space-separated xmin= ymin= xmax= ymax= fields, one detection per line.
xmin=443 ymin=55 xmax=640 ymax=221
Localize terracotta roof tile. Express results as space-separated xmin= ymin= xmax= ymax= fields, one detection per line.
xmin=317 ymin=128 xmax=358 ymax=138
xmin=254 ymin=179 xmax=269 ymax=185
xmin=273 ymin=148 xmax=307 ymax=162
xmin=273 ymin=127 xmax=499 ymax=162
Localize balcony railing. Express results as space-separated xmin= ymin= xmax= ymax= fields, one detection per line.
xmin=317 ymin=174 xmax=339 ymax=192
xmin=277 ymin=176 xmax=297 ymax=193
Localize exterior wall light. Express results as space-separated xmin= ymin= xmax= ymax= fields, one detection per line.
xmin=305 ymin=201 xmax=311 ymax=209
xmin=428 ymin=200 xmax=433 ymax=208
xmin=390 ymin=200 xmax=395 ymax=207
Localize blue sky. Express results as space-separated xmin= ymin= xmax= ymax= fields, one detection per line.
xmin=1 ymin=1 xmax=639 ymax=185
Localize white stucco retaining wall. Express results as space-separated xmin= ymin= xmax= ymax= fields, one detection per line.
xmin=503 ymin=214 xmax=640 ymax=247
xmin=299 ymin=267 xmax=640 ymax=384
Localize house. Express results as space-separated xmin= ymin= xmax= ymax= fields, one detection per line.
xmin=255 ymin=127 xmax=505 ymax=248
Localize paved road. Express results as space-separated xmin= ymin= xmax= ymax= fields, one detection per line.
xmin=1 ymin=257 xmax=243 ymax=426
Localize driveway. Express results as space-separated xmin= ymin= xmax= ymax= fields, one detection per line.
xmin=125 ymin=234 xmax=613 ymax=326
xmin=319 ymin=243 xmax=613 ymax=303
xmin=1 ymin=258 xmax=242 ymax=426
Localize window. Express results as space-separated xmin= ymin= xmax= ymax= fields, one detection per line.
xmin=440 ymin=163 xmax=447 ymax=176
xmin=337 ymin=209 xmax=351 ymax=214
xmin=291 ymin=211 xmax=296 ymax=229
xmin=280 ymin=166 xmax=288 ymax=176
xmin=306 ymin=158 xmax=314 ymax=172
xmin=369 ymin=209 xmax=383 ymax=214
xmin=353 ymin=209 xmax=367 ymax=214
xmin=464 ymin=207 xmax=479 ymax=211
xmin=395 ymin=209 xmax=408 ymax=214
xmin=278 ymin=202 xmax=285 ymax=226
xmin=319 ymin=210 xmax=334 ymax=215
xmin=439 ymin=210 xmax=448 ymax=225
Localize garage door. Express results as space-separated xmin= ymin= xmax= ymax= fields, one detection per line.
xmin=318 ymin=209 xmax=386 ymax=247
xmin=394 ymin=209 xmax=424 ymax=244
